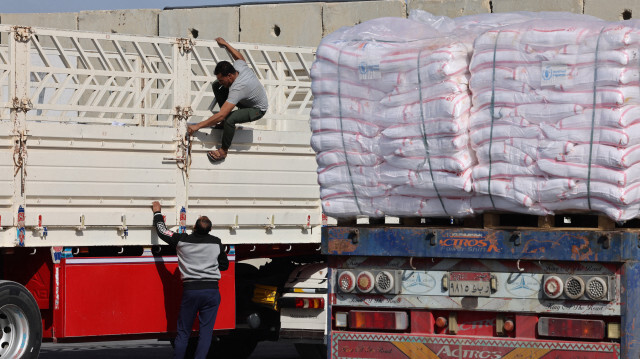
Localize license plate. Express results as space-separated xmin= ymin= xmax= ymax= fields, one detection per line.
xmin=449 ymin=272 xmax=491 ymax=297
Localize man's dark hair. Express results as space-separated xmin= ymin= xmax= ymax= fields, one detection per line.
xmin=214 ymin=61 xmax=237 ymax=76
xmin=194 ymin=216 xmax=212 ymax=234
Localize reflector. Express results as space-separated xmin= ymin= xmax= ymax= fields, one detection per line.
xmin=607 ymin=323 xmax=621 ymax=339
xmin=252 ymin=284 xmax=278 ymax=310
xmin=356 ymin=271 xmax=375 ymax=293
xmin=435 ymin=316 xmax=448 ymax=328
xmin=503 ymin=320 xmax=515 ymax=332
xmin=335 ymin=312 xmax=348 ymax=328
xmin=538 ymin=317 xmax=605 ymax=340
xmin=543 ymin=276 xmax=563 ymax=299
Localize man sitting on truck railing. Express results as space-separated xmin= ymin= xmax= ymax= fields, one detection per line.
xmin=152 ymin=201 xmax=229 ymax=359
xmin=187 ymin=37 xmax=269 ymax=162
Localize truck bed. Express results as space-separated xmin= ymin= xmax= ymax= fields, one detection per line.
xmin=0 ymin=24 xmax=320 ymax=247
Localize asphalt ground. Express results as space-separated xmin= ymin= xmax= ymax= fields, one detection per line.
xmin=39 ymin=339 xmax=300 ymax=359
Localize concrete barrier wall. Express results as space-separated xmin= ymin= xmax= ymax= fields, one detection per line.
xmin=0 ymin=12 xmax=78 ymax=46
xmin=240 ymin=3 xmax=323 ymax=47
xmin=159 ymin=7 xmax=240 ymax=41
xmin=322 ymin=0 xmax=407 ymax=36
xmin=584 ymin=0 xmax=637 ymax=21
xmin=4 ymin=1 xmax=640 ymax=48
xmin=78 ymin=9 xmax=160 ymax=35
xmin=0 ymin=12 xmax=78 ymax=29
xmin=492 ymin=0 xmax=583 ymax=14
xmin=407 ymin=0 xmax=491 ymax=18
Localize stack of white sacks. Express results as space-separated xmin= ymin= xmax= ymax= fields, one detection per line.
xmin=311 ymin=12 xmax=640 ymax=221
xmin=469 ymin=19 xmax=640 ymax=220
xmin=311 ymin=17 xmax=475 ymax=218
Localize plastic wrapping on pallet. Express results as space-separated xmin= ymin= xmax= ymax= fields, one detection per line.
xmin=312 ymin=11 xmax=640 ymax=221
xmin=311 ymin=16 xmax=476 ymax=218
xmin=469 ymin=18 xmax=640 ymax=220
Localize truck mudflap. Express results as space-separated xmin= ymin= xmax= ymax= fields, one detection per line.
xmin=330 ymin=332 xmax=619 ymax=359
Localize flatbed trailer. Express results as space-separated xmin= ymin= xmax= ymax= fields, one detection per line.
xmin=323 ymin=213 xmax=638 ymax=358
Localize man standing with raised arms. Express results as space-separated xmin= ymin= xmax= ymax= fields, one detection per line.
xmin=152 ymin=201 xmax=228 ymax=359
xmin=187 ymin=37 xmax=269 ymax=161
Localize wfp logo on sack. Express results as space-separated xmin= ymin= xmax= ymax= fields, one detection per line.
xmin=358 ymin=61 xmax=381 ymax=80
xmin=541 ymin=61 xmax=568 ymax=87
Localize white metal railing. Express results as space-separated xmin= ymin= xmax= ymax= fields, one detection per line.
xmin=0 ymin=25 xmax=320 ymax=247
xmin=0 ymin=25 xmax=315 ymax=128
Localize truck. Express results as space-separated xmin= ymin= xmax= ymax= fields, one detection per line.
xmin=323 ymin=214 xmax=638 ymax=358
xmin=0 ymin=24 xmax=328 ymax=358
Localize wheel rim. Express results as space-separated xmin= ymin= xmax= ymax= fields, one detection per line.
xmin=0 ymin=304 xmax=30 ymax=358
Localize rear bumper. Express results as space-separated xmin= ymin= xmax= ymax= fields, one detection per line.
xmin=280 ymin=329 xmax=324 ymax=341
xmin=330 ymin=331 xmax=619 ymax=359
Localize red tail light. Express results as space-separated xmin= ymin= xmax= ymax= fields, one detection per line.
xmin=356 ymin=271 xmax=375 ymax=293
xmin=543 ymin=276 xmax=563 ymax=299
xmin=504 ymin=319 xmax=515 ymax=333
xmin=538 ymin=317 xmax=605 ymax=340
xmin=338 ymin=271 xmax=356 ymax=292
xmin=348 ymin=311 xmax=408 ymax=331
xmin=279 ymin=297 xmax=325 ymax=309
xmin=295 ymin=298 xmax=324 ymax=309
xmin=435 ymin=316 xmax=448 ymax=329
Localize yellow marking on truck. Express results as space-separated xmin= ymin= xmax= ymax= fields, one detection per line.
xmin=393 ymin=341 xmax=439 ymax=359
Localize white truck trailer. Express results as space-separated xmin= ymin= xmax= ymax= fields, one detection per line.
xmin=0 ymin=24 xmax=326 ymax=358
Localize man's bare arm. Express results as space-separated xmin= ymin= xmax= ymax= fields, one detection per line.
xmin=216 ymin=37 xmax=245 ymax=62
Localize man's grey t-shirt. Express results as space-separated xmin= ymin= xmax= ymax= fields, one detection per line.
xmin=226 ymin=60 xmax=269 ymax=112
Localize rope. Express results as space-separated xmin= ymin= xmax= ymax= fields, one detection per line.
xmin=13 ymin=131 xmax=27 ymax=193
xmin=416 ymin=49 xmax=449 ymax=215
xmin=177 ymin=134 xmax=192 ymax=178
xmin=586 ymin=27 xmax=606 ymax=210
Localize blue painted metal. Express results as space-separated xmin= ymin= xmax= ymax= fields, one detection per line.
xmin=326 ymin=262 xmax=335 ymax=359
xmin=622 ymin=260 xmax=640 ymax=358
xmin=322 ymin=227 xmax=640 ymax=262
xmin=16 ymin=205 xmax=25 ymax=247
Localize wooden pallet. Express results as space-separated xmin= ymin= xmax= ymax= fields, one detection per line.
xmin=335 ymin=217 xmax=482 ymax=227
xmin=335 ymin=213 xmax=636 ymax=231
xmin=482 ymin=213 xmax=616 ymax=231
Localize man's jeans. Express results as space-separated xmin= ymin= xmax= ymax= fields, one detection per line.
xmin=173 ymin=288 xmax=221 ymax=359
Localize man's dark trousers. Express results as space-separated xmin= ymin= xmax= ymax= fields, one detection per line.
xmin=173 ymin=288 xmax=221 ymax=359
xmin=212 ymin=81 xmax=265 ymax=151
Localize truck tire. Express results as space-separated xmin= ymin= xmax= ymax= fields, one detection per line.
xmin=0 ymin=280 xmax=42 ymax=359
xmin=295 ymin=343 xmax=327 ymax=359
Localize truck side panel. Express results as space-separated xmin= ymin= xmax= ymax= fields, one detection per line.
xmin=0 ymin=24 xmax=321 ymax=247
xmin=57 ymin=256 xmax=235 ymax=337
xmin=2 ymin=248 xmax=236 ymax=340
